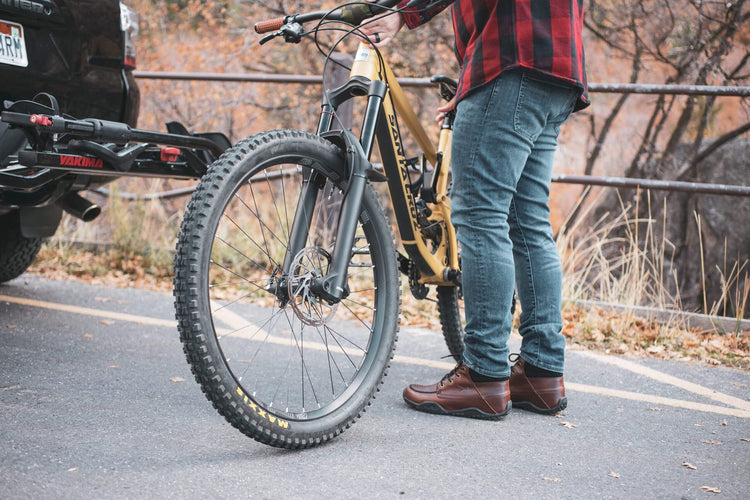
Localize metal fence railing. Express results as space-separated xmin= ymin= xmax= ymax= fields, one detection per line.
xmin=133 ymin=71 xmax=750 ymax=198
xmin=133 ymin=71 xmax=750 ymax=97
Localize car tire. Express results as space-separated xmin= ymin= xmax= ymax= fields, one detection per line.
xmin=0 ymin=211 xmax=43 ymax=284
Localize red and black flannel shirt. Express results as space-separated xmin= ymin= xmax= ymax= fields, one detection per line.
xmin=398 ymin=0 xmax=589 ymax=111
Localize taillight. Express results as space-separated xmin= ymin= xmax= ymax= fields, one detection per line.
xmin=120 ymin=2 xmax=138 ymax=69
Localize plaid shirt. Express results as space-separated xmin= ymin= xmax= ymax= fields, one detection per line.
xmin=398 ymin=0 xmax=589 ymax=110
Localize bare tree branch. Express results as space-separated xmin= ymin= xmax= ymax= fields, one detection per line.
xmin=690 ymin=121 xmax=750 ymax=168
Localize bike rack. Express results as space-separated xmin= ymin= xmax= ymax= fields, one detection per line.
xmin=1 ymin=104 xmax=230 ymax=191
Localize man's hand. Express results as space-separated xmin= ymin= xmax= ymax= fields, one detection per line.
xmin=358 ymin=1 xmax=405 ymax=47
xmin=436 ymin=97 xmax=457 ymax=127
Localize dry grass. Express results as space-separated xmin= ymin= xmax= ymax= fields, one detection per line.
xmin=556 ymin=191 xmax=749 ymax=369
xmin=558 ymin=191 xmax=679 ymax=311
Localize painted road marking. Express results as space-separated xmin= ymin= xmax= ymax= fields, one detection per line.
xmin=2 ymin=293 xmax=748 ymax=418
xmin=576 ymin=350 xmax=750 ymax=412
xmin=564 ymin=382 xmax=750 ymax=419
xmin=0 ymin=294 xmax=177 ymax=328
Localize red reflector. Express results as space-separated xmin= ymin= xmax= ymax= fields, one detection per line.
xmin=161 ymin=147 xmax=180 ymax=162
xmin=124 ymin=56 xmax=137 ymax=69
xmin=30 ymin=114 xmax=52 ymax=126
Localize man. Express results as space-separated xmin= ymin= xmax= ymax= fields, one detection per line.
xmin=361 ymin=0 xmax=589 ymax=419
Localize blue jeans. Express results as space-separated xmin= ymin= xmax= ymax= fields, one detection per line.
xmin=451 ymin=69 xmax=578 ymax=378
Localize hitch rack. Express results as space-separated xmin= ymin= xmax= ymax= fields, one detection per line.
xmin=1 ymin=106 xmax=229 ymax=190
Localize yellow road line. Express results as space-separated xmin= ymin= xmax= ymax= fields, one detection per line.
xmin=564 ymin=382 xmax=750 ymax=419
xmin=393 ymin=354 xmax=457 ymax=371
xmin=3 ymin=293 xmax=748 ymax=418
xmin=0 ymin=294 xmax=176 ymax=328
xmin=575 ymin=350 xmax=750 ymax=412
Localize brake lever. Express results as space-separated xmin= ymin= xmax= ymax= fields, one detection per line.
xmin=259 ymin=22 xmax=304 ymax=45
xmin=259 ymin=32 xmax=278 ymax=45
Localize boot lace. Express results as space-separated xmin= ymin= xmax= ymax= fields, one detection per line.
xmin=439 ymin=364 xmax=464 ymax=387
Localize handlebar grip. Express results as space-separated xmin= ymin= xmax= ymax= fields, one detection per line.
xmin=255 ymin=18 xmax=285 ymax=34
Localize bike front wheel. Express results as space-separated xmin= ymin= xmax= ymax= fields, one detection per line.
xmin=174 ymin=130 xmax=400 ymax=448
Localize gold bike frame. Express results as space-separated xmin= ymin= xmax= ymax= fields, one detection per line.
xmin=349 ymin=42 xmax=459 ymax=285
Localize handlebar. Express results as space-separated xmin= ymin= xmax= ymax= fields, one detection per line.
xmin=254 ymin=0 xmax=402 ymax=35
xmin=254 ymin=18 xmax=285 ymax=34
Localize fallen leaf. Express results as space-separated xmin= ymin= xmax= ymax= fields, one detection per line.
xmin=543 ymin=477 xmax=562 ymax=483
xmin=608 ymin=472 xmax=620 ymax=478
xmin=108 ymin=365 xmax=119 ymax=369
xmin=649 ymin=407 xmax=665 ymax=412
xmin=81 ymin=334 xmax=93 ymax=339
xmin=169 ymin=377 xmax=185 ymax=383
xmin=646 ymin=344 xmax=664 ymax=354
xmin=99 ymin=319 xmax=115 ymax=325
xmin=94 ymin=297 xmax=111 ymax=302
xmin=67 ymin=467 xmax=79 ymax=472
xmin=719 ymin=421 xmax=728 ymax=427
xmin=694 ymin=424 xmax=706 ymax=427
xmin=700 ymin=486 xmax=721 ymax=494
xmin=561 ymin=421 xmax=577 ymax=429
xmin=701 ymin=440 xmax=722 ymax=446
xmin=7 ymin=325 xmax=17 ymax=328
xmin=741 ymin=438 xmax=750 ymax=442
xmin=682 ymin=462 xmax=698 ymax=470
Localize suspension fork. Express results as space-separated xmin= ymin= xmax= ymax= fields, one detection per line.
xmin=281 ymin=80 xmax=387 ymax=304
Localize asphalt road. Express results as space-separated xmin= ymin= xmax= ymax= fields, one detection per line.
xmin=1 ymin=275 xmax=749 ymax=499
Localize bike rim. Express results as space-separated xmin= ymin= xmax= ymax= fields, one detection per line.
xmin=203 ymin=159 xmax=384 ymax=422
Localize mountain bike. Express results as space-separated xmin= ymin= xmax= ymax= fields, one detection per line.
xmin=173 ymin=0 xmax=465 ymax=448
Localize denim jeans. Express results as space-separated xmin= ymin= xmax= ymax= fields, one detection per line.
xmin=450 ymin=68 xmax=579 ymax=378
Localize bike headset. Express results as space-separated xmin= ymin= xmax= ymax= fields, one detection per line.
xmin=296 ymin=0 xmax=453 ymax=133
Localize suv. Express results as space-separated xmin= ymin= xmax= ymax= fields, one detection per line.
xmin=1 ymin=0 xmax=228 ymax=285
xmin=0 ymin=1 xmax=139 ymax=283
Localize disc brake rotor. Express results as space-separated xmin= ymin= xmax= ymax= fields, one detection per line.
xmin=288 ymin=247 xmax=338 ymax=326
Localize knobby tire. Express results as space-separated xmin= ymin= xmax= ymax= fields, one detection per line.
xmin=173 ymin=130 xmax=400 ymax=449
xmin=437 ymin=285 xmax=464 ymax=362
xmin=0 ymin=211 xmax=43 ymax=284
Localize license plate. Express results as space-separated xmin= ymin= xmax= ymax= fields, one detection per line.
xmin=0 ymin=19 xmax=28 ymax=67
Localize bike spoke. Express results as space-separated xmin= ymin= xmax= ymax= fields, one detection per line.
xmin=340 ymin=300 xmax=375 ymax=332
xmin=220 ymin=211 xmax=280 ymax=269
xmin=214 ymin=234 xmax=270 ymax=275
xmin=262 ymin=167 xmax=293 ymax=244
xmin=208 ymin=260 xmax=272 ymax=301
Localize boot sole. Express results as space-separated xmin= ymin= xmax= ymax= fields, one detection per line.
xmin=512 ymin=397 xmax=567 ymax=415
xmin=403 ymin=397 xmax=511 ymax=420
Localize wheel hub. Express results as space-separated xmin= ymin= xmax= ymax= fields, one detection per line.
xmin=288 ymin=247 xmax=338 ymax=326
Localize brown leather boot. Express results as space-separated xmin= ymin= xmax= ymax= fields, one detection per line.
xmin=403 ymin=364 xmax=511 ymax=419
xmin=509 ymin=357 xmax=567 ymax=414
